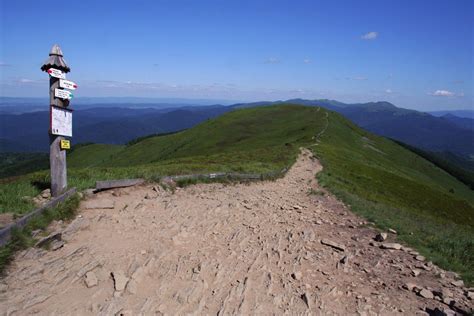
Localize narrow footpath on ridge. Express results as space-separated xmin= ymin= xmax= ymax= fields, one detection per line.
xmin=1 ymin=149 xmax=472 ymax=315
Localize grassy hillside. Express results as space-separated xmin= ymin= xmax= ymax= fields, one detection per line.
xmin=68 ymin=144 xmax=125 ymax=168
xmin=1 ymin=105 xmax=324 ymax=213
xmin=0 ymin=153 xmax=48 ymax=178
xmin=1 ymin=104 xmax=473 ymax=283
xmin=314 ymin=111 xmax=473 ymax=283
xmin=393 ymin=141 xmax=474 ymax=189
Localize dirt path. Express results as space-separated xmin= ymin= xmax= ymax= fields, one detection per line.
xmin=1 ymin=149 xmax=472 ymax=315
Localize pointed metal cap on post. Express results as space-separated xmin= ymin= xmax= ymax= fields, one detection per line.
xmin=41 ymin=44 xmax=70 ymax=73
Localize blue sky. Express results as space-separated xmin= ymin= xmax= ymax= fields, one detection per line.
xmin=0 ymin=0 xmax=472 ymax=110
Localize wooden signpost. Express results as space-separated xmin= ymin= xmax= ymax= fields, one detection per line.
xmin=41 ymin=44 xmax=76 ymax=197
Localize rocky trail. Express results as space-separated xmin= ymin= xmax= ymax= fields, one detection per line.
xmin=1 ymin=149 xmax=472 ymax=315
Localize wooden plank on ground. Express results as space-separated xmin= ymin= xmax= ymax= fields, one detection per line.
xmin=0 ymin=187 xmax=77 ymax=247
xmin=95 ymin=179 xmax=144 ymax=191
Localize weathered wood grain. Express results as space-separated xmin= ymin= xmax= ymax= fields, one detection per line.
xmin=95 ymin=179 xmax=145 ymax=191
xmin=50 ymin=134 xmax=67 ymax=197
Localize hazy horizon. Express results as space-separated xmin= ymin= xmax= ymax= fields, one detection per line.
xmin=0 ymin=96 xmax=472 ymax=112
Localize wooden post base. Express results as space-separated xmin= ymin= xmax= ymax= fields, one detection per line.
xmin=50 ymin=134 xmax=67 ymax=197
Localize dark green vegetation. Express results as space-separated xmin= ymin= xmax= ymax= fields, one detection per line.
xmin=393 ymin=141 xmax=474 ymax=190
xmin=1 ymin=104 xmax=473 ymax=284
xmin=0 ymin=153 xmax=48 ymax=178
xmin=0 ymin=194 xmax=80 ymax=274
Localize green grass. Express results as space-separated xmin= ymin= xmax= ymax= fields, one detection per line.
xmin=0 ymin=152 xmax=48 ymax=178
xmin=0 ymin=194 xmax=80 ymax=274
xmin=67 ymin=143 xmax=125 ymax=168
xmin=1 ymin=105 xmax=324 ymax=215
xmin=1 ymin=104 xmax=473 ymax=285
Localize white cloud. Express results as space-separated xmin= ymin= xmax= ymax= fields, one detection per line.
xmin=19 ymin=78 xmax=35 ymax=83
xmin=264 ymin=57 xmax=280 ymax=64
xmin=303 ymin=58 xmax=311 ymax=64
xmin=12 ymin=78 xmax=46 ymax=84
xmin=430 ymin=90 xmax=454 ymax=97
xmin=361 ymin=31 xmax=378 ymax=40
xmin=385 ymin=89 xmax=392 ymax=93
xmin=346 ymin=76 xmax=368 ymax=81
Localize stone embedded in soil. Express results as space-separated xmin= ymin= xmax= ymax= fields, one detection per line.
xmin=415 ymin=255 xmax=426 ymax=262
xmin=466 ymin=291 xmax=474 ymax=300
xmin=388 ymin=228 xmax=397 ymax=234
xmin=418 ymin=288 xmax=434 ymax=299
xmin=50 ymin=240 xmax=65 ymax=251
xmin=416 ymin=264 xmax=431 ymax=271
xmin=301 ymin=292 xmax=310 ymax=308
xmin=41 ymin=189 xmax=51 ymax=199
xmin=412 ymin=269 xmax=421 ymax=277
xmin=431 ymin=307 xmax=456 ymax=316
xmin=380 ymin=243 xmax=402 ymax=250
xmin=339 ymin=255 xmax=348 ymax=264
xmin=450 ymin=280 xmax=464 ymax=287
xmin=440 ymin=289 xmax=452 ymax=299
xmin=111 ymin=271 xmax=129 ymax=291
xmin=84 ymin=271 xmax=98 ymax=288
xmin=83 ymin=189 xmax=96 ymax=198
xmin=403 ymin=283 xmax=417 ymax=291
xmin=126 ymin=280 xmax=138 ymax=294
xmin=35 ymin=232 xmax=62 ymax=248
xmin=83 ymin=199 xmax=115 ymax=209
xmin=292 ymin=271 xmax=303 ymax=280
xmin=374 ymin=232 xmax=387 ymax=242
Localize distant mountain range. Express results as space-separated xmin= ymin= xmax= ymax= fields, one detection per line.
xmin=429 ymin=110 xmax=474 ymax=119
xmin=1 ymin=98 xmax=473 ymax=164
xmin=0 ymin=106 xmax=228 ymax=152
xmin=0 ymin=97 xmax=236 ymax=114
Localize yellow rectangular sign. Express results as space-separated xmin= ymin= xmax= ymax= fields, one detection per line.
xmin=60 ymin=139 xmax=71 ymax=150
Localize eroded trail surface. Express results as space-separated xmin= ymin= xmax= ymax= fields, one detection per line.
xmin=1 ymin=149 xmax=472 ymax=315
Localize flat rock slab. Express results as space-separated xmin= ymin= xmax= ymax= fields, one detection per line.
xmin=82 ymin=199 xmax=115 ymax=210
xmin=320 ymin=239 xmax=345 ymax=252
xmin=380 ymin=243 xmax=402 ymax=250
xmin=111 ymin=271 xmax=129 ymax=291
xmin=35 ymin=232 xmax=62 ymax=248
xmin=84 ymin=271 xmax=98 ymax=288
xmin=418 ymin=288 xmax=434 ymax=299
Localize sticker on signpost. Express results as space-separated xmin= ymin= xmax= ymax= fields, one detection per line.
xmin=60 ymin=139 xmax=71 ymax=150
